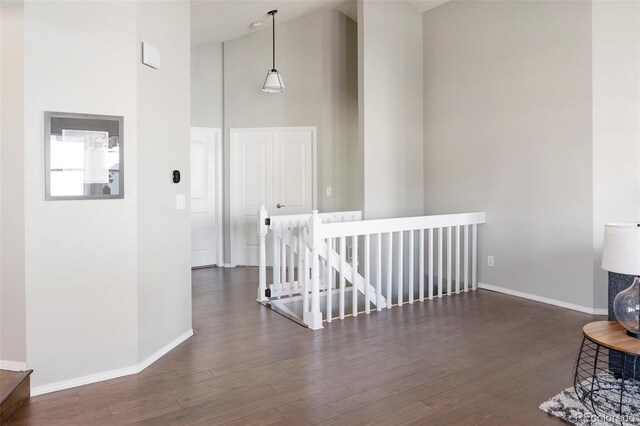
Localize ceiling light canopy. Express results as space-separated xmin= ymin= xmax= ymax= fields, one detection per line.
xmin=262 ymin=10 xmax=285 ymax=93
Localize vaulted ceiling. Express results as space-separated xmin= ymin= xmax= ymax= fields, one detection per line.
xmin=191 ymin=0 xmax=449 ymax=46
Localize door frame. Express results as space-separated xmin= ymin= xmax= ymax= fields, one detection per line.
xmin=191 ymin=127 xmax=223 ymax=267
xmin=229 ymin=126 xmax=317 ymax=267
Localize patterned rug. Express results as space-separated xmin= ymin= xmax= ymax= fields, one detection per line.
xmin=540 ymin=381 xmax=640 ymax=426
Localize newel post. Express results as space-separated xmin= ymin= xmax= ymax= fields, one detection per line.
xmin=257 ymin=205 xmax=269 ymax=302
xmin=304 ymin=210 xmax=324 ymax=330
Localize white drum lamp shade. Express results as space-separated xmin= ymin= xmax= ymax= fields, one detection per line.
xmin=601 ymin=223 xmax=640 ymax=339
xmin=263 ymin=70 xmax=285 ymax=93
xmin=601 ymin=223 xmax=640 ymax=276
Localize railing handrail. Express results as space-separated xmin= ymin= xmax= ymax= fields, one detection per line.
xmin=317 ymin=212 xmax=485 ymax=239
xmin=269 ymin=210 xmax=362 ymax=228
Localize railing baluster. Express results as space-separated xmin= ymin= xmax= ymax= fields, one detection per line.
xmin=326 ymin=237 xmax=332 ymax=322
xmin=288 ymin=221 xmax=294 ymax=297
xmin=376 ymin=233 xmax=382 ymax=311
xmin=331 ymin=238 xmax=336 ymax=292
xmin=364 ymin=234 xmax=370 ymax=315
xmin=455 ymin=225 xmax=461 ymax=294
xmin=258 ymin=206 xmax=268 ymax=301
xmin=438 ymin=227 xmax=443 ymax=298
xmin=297 ymin=221 xmax=303 ymax=294
xmin=428 ymin=228 xmax=434 ymax=300
xmin=303 ymin=244 xmax=310 ymax=313
xmin=339 ymin=236 xmax=346 ymax=320
xmin=447 ymin=226 xmax=452 ymax=296
xmin=419 ymin=229 xmax=424 ymax=302
xmin=408 ymin=230 xmax=414 ymax=304
xmin=280 ymin=223 xmax=286 ymax=296
xmin=464 ymin=225 xmax=469 ymax=292
xmin=472 ymin=224 xmax=478 ymax=290
xmin=273 ymin=222 xmax=280 ymax=293
xmin=352 ymin=235 xmax=359 ymax=317
xmin=386 ymin=232 xmax=393 ymax=309
xmin=397 ymin=231 xmax=404 ymax=306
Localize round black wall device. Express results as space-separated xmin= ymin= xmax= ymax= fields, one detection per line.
xmin=172 ymin=170 xmax=181 ymax=184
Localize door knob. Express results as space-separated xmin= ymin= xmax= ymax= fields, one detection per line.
xmin=276 ymin=203 xmax=285 ymax=209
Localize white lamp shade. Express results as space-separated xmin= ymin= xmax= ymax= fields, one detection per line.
xmin=601 ymin=223 xmax=640 ymax=275
xmin=262 ymin=70 xmax=285 ymax=93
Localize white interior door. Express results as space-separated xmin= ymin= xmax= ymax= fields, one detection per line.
xmin=191 ymin=127 xmax=222 ymax=268
xmin=231 ymin=127 xmax=316 ymax=266
xmin=273 ymin=130 xmax=314 ymax=216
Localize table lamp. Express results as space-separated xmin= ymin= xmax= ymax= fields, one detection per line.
xmin=601 ymin=223 xmax=640 ymax=338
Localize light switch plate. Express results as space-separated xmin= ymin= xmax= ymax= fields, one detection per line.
xmin=142 ymin=42 xmax=160 ymax=69
xmin=176 ymin=194 xmax=185 ymax=210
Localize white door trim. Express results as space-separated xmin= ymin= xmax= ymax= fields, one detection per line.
xmin=191 ymin=127 xmax=223 ymax=267
xmin=230 ymin=126 xmax=317 ymax=267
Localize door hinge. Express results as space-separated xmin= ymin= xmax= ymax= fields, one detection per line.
xmin=265 ymin=218 xmax=271 ymax=226
xmin=265 ymin=288 xmax=271 ymax=298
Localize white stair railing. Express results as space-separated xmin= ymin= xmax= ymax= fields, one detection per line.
xmin=258 ymin=207 xmax=486 ymax=330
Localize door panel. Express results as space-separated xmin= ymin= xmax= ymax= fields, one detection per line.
xmin=231 ymin=131 xmax=273 ymax=266
xmin=231 ymin=127 xmax=315 ymax=266
xmin=191 ymin=127 xmax=220 ymax=267
xmin=273 ymin=130 xmax=313 ymax=215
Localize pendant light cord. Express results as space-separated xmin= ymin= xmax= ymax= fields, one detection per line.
xmin=272 ymin=12 xmax=276 ymax=71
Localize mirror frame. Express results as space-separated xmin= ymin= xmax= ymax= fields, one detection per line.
xmin=44 ymin=111 xmax=124 ymax=200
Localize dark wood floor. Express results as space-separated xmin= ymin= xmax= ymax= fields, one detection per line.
xmin=13 ymin=267 xmax=602 ymax=425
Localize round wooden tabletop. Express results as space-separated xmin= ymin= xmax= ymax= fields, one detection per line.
xmin=583 ymin=321 xmax=640 ymax=356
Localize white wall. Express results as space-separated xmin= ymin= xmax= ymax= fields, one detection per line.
xmin=359 ymin=0 xmax=424 ymax=220
xmin=422 ymin=1 xmax=596 ymax=310
xmin=137 ymin=0 xmax=192 ymax=363
xmin=592 ymin=1 xmax=640 ymax=308
xmin=0 ymin=0 xmax=27 ymax=368
xmin=23 ymin=0 xmax=140 ymax=388
xmin=191 ymin=43 xmax=223 ymax=129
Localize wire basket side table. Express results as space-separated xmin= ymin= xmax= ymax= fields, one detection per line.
xmin=574 ymin=321 xmax=640 ymax=425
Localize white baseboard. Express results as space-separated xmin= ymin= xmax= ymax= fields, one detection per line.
xmin=138 ymin=328 xmax=193 ymax=372
xmin=31 ymin=328 xmax=194 ymax=396
xmin=220 ymin=263 xmax=237 ymax=268
xmin=0 ymin=360 xmax=27 ymax=371
xmin=31 ymin=365 xmax=138 ymax=396
xmin=478 ymin=283 xmax=608 ymax=316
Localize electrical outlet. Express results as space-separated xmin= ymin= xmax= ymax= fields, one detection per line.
xmin=326 ymin=186 xmax=332 ymax=196
xmin=487 ymin=256 xmax=494 ymax=267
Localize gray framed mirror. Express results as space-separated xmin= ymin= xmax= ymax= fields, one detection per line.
xmin=45 ymin=111 xmax=124 ymax=200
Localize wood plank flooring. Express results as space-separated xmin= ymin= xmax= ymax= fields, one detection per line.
xmin=12 ymin=267 xmax=603 ymax=425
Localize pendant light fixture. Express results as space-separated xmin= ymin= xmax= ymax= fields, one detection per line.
xmin=262 ymin=10 xmax=285 ymax=93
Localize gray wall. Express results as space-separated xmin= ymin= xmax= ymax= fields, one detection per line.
xmin=191 ymin=43 xmax=223 ymax=129
xmin=423 ymin=1 xmax=595 ymax=309
xmin=221 ymin=9 xmax=359 ymax=261
xmin=0 ymin=0 xmax=26 ymax=366
xmin=137 ymin=0 xmax=192 ymax=364
xmin=359 ymin=0 xmax=424 ymax=220
xmin=592 ymin=1 xmax=640 ymax=309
